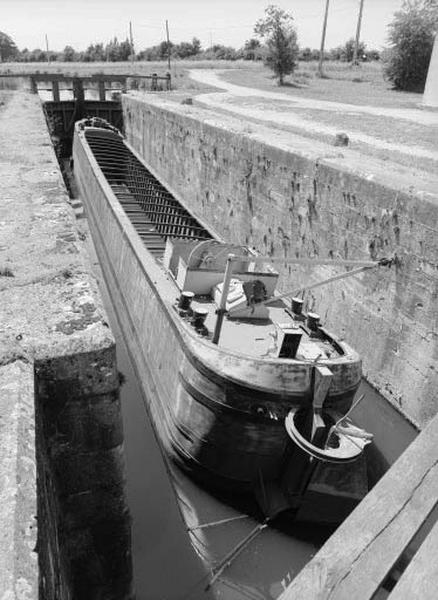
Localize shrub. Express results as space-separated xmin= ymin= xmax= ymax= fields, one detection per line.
xmin=384 ymin=0 xmax=437 ymax=91
xmin=254 ymin=5 xmax=299 ymax=85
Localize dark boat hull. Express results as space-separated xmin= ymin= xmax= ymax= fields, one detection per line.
xmin=73 ymin=125 xmax=363 ymax=508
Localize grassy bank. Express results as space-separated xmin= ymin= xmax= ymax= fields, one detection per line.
xmin=220 ymin=60 xmax=423 ymax=109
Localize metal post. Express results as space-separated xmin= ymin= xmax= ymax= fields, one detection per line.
xmin=318 ymin=0 xmax=330 ymax=77
xmin=212 ymin=255 xmax=235 ymax=345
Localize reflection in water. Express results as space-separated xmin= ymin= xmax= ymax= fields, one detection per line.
xmin=171 ymin=466 xmax=330 ymax=600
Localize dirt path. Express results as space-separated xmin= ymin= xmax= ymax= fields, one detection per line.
xmin=189 ymin=69 xmax=438 ymax=126
xmin=188 ymin=70 xmax=438 ymax=165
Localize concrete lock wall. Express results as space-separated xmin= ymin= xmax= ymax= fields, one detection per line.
xmin=0 ymin=91 xmax=133 ymax=599
xmin=123 ymin=95 xmax=438 ymax=430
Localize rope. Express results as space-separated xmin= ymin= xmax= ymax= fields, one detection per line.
xmin=188 ymin=514 xmax=249 ymax=532
xmin=229 ymin=255 xmax=385 ymax=268
xmin=206 ymin=518 xmax=271 ymax=590
xmin=263 ymin=262 xmax=388 ymax=307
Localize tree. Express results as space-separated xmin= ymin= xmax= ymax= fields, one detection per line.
xmin=299 ymin=47 xmax=320 ymax=62
xmin=137 ymin=45 xmax=161 ymax=61
xmin=366 ymin=49 xmax=381 ymax=61
xmin=0 ymin=31 xmax=18 ymax=62
xmin=242 ymin=38 xmax=262 ymax=60
xmin=254 ymin=5 xmax=299 ymax=85
xmin=341 ymin=38 xmax=367 ymax=62
xmin=174 ymin=38 xmax=202 ymax=59
xmin=118 ymin=38 xmax=132 ymax=61
xmin=159 ymin=40 xmax=173 ymax=60
xmin=82 ymin=43 xmax=105 ymax=62
xmin=384 ymin=0 xmax=438 ymax=91
xmin=62 ymin=45 xmax=76 ymax=62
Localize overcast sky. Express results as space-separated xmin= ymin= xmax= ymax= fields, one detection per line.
xmin=3 ymin=0 xmax=404 ymax=52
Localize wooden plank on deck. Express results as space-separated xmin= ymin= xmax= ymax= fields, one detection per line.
xmin=278 ymin=412 xmax=438 ymax=600
xmin=389 ymin=517 xmax=438 ymax=600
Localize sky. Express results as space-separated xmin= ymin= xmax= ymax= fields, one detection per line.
xmin=3 ymin=0 xmax=405 ymax=53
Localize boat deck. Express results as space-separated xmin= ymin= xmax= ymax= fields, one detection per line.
xmin=190 ymin=297 xmax=341 ymax=360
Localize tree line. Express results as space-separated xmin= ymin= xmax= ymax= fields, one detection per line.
xmin=0 ymin=0 xmax=436 ymax=91
xmin=0 ymin=31 xmax=378 ymax=64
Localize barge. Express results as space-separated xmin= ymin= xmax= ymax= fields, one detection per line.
xmin=73 ymin=117 xmax=376 ymax=523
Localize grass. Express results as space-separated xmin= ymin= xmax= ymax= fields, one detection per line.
xmin=0 ymin=59 xmax=424 ymax=107
xmin=220 ymin=60 xmax=424 ymax=109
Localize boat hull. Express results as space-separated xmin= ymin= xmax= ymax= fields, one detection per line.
xmin=73 ymin=126 xmax=362 ymax=502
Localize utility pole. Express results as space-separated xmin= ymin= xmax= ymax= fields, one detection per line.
xmin=165 ymin=19 xmax=171 ymax=71
xmin=352 ymin=0 xmax=365 ymax=65
xmin=45 ymin=34 xmax=50 ymax=64
xmin=318 ymin=0 xmax=330 ymax=77
xmin=129 ymin=21 xmax=135 ymax=61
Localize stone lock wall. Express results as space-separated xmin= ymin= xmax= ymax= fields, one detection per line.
xmin=0 ymin=91 xmax=133 ymax=599
xmin=35 ymin=347 xmax=132 ymax=600
xmin=123 ymin=95 xmax=438 ymax=429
